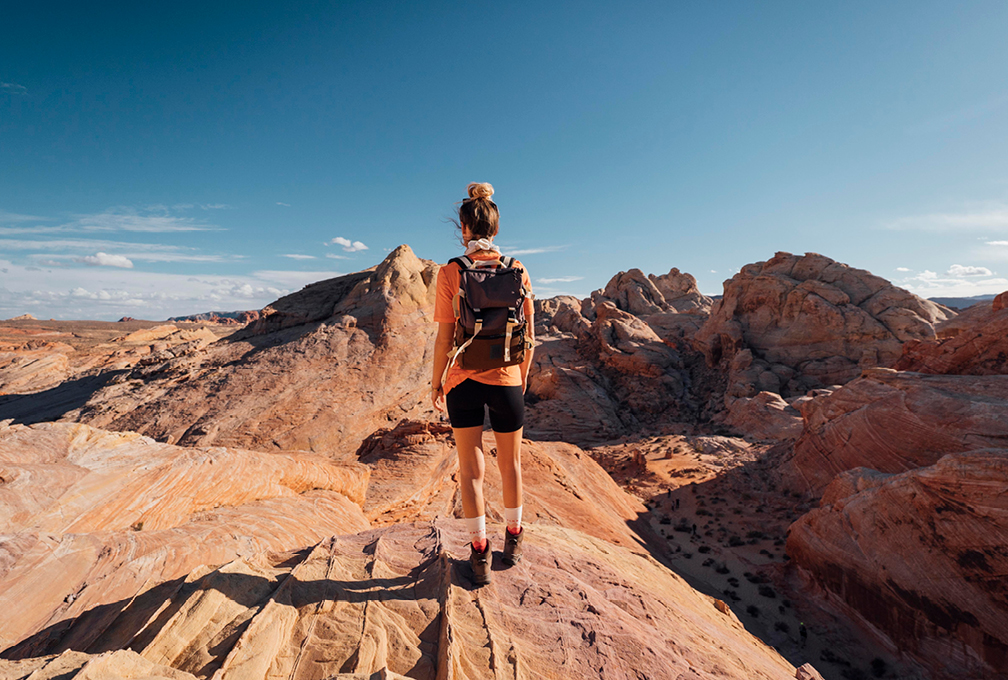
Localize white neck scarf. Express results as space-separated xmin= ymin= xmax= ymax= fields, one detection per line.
xmin=465 ymin=238 xmax=500 ymax=255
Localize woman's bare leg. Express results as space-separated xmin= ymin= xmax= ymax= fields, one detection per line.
xmin=493 ymin=427 xmax=523 ymax=510
xmin=453 ymin=426 xmax=486 ymax=519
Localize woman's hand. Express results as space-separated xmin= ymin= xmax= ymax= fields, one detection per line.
xmin=431 ymin=385 xmax=445 ymax=412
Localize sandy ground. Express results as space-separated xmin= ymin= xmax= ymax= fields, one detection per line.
xmin=590 ymin=433 xmax=931 ymax=680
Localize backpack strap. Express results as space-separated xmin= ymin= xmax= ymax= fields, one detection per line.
xmin=449 ymin=255 xmax=473 ymax=270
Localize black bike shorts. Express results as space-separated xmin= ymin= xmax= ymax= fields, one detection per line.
xmin=445 ymin=379 xmax=525 ymax=433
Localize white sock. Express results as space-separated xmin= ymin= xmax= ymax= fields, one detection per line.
xmin=505 ymin=506 xmax=522 ymax=534
xmin=464 ymin=515 xmax=486 ymax=547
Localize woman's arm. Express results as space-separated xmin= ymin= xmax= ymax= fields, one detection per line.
xmin=520 ymin=308 xmax=534 ymax=394
xmin=431 ymin=321 xmax=455 ymax=411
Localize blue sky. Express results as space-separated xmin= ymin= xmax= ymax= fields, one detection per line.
xmin=2 ymin=1 xmax=1007 ymax=320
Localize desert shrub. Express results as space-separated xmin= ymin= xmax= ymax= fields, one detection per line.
xmin=774 ymin=621 xmax=789 ymax=633
xmin=746 ymin=605 xmax=760 ymax=618
xmin=758 ymin=585 xmax=777 ymax=598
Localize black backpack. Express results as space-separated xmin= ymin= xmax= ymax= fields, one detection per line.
xmin=443 ymin=254 xmax=532 ymax=378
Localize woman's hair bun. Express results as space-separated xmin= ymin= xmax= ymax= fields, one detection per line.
xmin=467 ymin=182 xmax=494 ymax=201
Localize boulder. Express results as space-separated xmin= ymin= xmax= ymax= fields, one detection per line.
xmin=787 ymin=451 xmax=1008 ymax=677
xmin=695 ymin=252 xmax=951 ymax=398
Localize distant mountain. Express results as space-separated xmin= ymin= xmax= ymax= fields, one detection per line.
xmin=928 ymin=294 xmax=996 ymax=310
xmin=167 ymin=309 xmax=260 ymax=325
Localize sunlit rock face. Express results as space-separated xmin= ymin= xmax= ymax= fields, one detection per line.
xmin=895 ymin=293 xmax=1008 ymax=375
xmin=694 ymin=251 xmax=951 ymax=396
xmin=787 ymin=451 xmax=1008 ymax=678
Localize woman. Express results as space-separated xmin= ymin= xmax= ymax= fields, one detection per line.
xmin=431 ymin=182 xmax=535 ymax=586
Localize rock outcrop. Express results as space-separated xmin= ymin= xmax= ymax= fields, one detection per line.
xmin=695 ymin=252 xmax=951 ymax=396
xmin=787 ymin=452 xmax=1008 ymax=678
xmin=64 ymin=246 xmax=438 ymax=454
xmin=2 ymin=521 xmax=798 ymax=680
xmin=779 ymin=368 xmax=1008 ymax=496
xmin=895 ymin=295 xmax=1008 ymax=375
xmin=690 ymin=252 xmax=952 ymax=442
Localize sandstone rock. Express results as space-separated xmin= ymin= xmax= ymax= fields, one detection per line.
xmin=994 ymin=291 xmax=1008 ymax=312
xmin=8 ymin=314 xmax=36 ymax=321
xmin=780 ymin=369 xmax=1008 ymax=496
xmin=649 ymin=267 xmax=713 ymax=313
xmin=795 ymin=663 xmax=825 ymax=680
xmin=65 ymin=246 xmax=440 ymax=454
xmin=0 ymin=421 xmax=371 ymax=653
xmin=787 ymin=451 xmax=1008 ymax=677
xmin=895 ymin=299 xmax=1008 ymax=375
xmin=723 ymin=391 xmax=804 ymax=441
xmin=4 ymin=521 xmax=798 ymax=679
xmin=695 ymin=252 xmax=951 ymax=398
xmin=533 ymin=295 xmax=589 ymax=336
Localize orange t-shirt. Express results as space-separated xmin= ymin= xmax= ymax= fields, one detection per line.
xmin=434 ymin=252 xmax=534 ymax=395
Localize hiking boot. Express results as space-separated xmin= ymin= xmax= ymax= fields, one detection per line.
xmin=469 ymin=540 xmax=491 ymax=585
xmin=502 ymin=527 xmax=523 ymax=565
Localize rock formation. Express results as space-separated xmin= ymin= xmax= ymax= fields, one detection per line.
xmin=3 ymin=522 xmax=799 ymax=680
xmin=60 ymin=246 xmax=439 ymax=455
xmin=0 ymin=419 xmax=801 ymax=679
xmin=895 ymin=294 xmax=1008 ymax=375
xmin=778 ymin=368 xmax=1008 ymax=496
xmin=692 ymin=252 xmax=952 ymax=441
xmin=787 ymin=451 xmax=1008 ymax=677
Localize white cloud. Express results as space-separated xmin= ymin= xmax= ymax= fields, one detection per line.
xmin=884 ymin=206 xmax=1008 ymax=231
xmin=325 ymin=253 xmax=349 ymax=260
xmin=330 ymin=236 xmax=368 ymax=252
xmin=0 ymin=259 xmax=333 ymax=321
xmin=281 ymin=254 xmax=316 ymax=260
xmin=77 ymin=252 xmax=134 ymax=268
xmin=947 ymin=264 xmax=993 ymax=277
xmin=709 ymin=269 xmax=717 ymax=274
xmin=276 ymin=202 xmax=291 ymax=207
xmin=987 ymin=241 xmax=1008 ymax=246
xmin=201 ymin=204 xmax=232 ymax=210
xmin=895 ymin=267 xmax=911 ymax=272
xmin=1 ymin=82 xmax=27 ymax=93
xmin=537 ymin=276 xmax=584 ymax=284
xmin=897 ymin=269 xmax=1008 ymax=298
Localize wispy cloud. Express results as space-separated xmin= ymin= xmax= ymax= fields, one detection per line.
xmin=76 ymin=252 xmax=134 ymax=269
xmin=281 ymin=254 xmax=316 ymax=260
xmin=276 ymin=202 xmax=291 ymax=207
xmin=325 ymin=253 xmax=349 ymax=260
xmin=201 ymin=203 xmax=232 ymax=210
xmin=884 ymin=206 xmax=1008 ymax=231
xmin=1 ymin=238 xmax=235 ymax=263
xmin=60 ymin=207 xmax=223 ymax=233
xmin=507 ymin=245 xmax=567 ymax=256
xmin=895 ymin=267 xmax=911 ymax=272
xmin=0 ymin=82 xmax=27 ymax=94
xmin=0 ymin=259 xmax=325 ymax=320
xmin=0 ymin=209 xmax=46 ymax=223
xmin=987 ymin=241 xmax=1008 ymax=246
xmin=537 ymin=275 xmax=583 ymax=284
xmin=329 ymin=236 xmax=368 ymax=252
